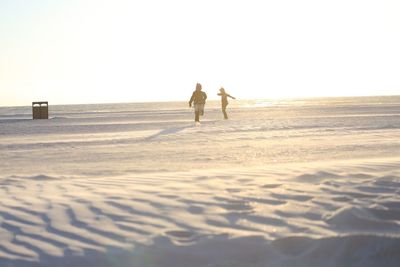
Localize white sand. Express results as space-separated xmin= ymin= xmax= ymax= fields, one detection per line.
xmin=1 ymin=98 xmax=400 ymax=266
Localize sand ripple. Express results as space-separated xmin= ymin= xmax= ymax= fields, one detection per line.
xmin=1 ymin=160 xmax=400 ymax=266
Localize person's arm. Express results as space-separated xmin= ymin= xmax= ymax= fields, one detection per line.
xmin=189 ymin=92 xmax=195 ymax=107
xmin=203 ymin=92 xmax=207 ymax=101
xmin=228 ymin=94 xmax=236 ymax=99
xmin=217 ymin=93 xmax=222 ymax=96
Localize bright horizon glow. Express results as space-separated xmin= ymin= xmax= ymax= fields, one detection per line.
xmin=1 ymin=0 xmax=400 ymax=106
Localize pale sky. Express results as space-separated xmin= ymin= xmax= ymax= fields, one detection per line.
xmin=1 ymin=0 xmax=400 ymax=106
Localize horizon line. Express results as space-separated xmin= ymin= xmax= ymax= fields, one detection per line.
xmin=0 ymin=94 xmax=399 ymax=108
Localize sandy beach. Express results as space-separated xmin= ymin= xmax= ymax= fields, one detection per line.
xmin=1 ymin=97 xmax=400 ymax=267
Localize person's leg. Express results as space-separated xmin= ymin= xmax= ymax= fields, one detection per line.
xmin=223 ymin=109 xmax=228 ymax=119
xmin=194 ymin=104 xmax=200 ymax=122
xmin=200 ymin=104 xmax=205 ymax=116
xmin=222 ymin=103 xmax=228 ymax=119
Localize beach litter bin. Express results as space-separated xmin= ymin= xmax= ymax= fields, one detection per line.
xmin=32 ymin=102 xmax=49 ymax=119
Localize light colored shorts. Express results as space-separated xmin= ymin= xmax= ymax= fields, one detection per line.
xmin=194 ymin=104 xmax=205 ymax=113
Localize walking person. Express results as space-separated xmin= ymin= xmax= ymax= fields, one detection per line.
xmin=189 ymin=83 xmax=207 ymax=123
xmin=218 ymin=87 xmax=235 ymax=119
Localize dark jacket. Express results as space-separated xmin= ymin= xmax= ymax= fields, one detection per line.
xmin=189 ymin=90 xmax=207 ymax=105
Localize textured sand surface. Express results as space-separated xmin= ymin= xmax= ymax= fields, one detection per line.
xmin=1 ymin=98 xmax=399 ymax=266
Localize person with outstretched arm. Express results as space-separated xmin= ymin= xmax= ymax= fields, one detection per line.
xmin=189 ymin=83 xmax=207 ymax=123
xmin=218 ymin=87 xmax=235 ymax=119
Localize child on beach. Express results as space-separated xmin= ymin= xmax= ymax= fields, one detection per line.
xmin=189 ymin=83 xmax=207 ymax=122
xmin=218 ymin=87 xmax=235 ymax=119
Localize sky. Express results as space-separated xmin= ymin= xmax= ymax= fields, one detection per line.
xmin=1 ymin=0 xmax=400 ymax=106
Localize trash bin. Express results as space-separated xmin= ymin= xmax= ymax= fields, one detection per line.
xmin=32 ymin=102 xmax=49 ymax=119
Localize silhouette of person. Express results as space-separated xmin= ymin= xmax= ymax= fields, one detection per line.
xmin=218 ymin=87 xmax=235 ymax=119
xmin=189 ymin=83 xmax=207 ymax=122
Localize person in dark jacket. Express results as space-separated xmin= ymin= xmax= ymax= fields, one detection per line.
xmin=218 ymin=87 xmax=235 ymax=119
xmin=189 ymin=83 xmax=207 ymax=122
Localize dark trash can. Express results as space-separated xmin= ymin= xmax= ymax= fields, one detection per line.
xmin=32 ymin=102 xmax=49 ymax=119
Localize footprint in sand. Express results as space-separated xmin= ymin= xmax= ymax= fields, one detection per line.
xmin=165 ymin=230 xmax=197 ymax=242
xmin=226 ymin=188 xmax=241 ymax=193
xmin=262 ymin=184 xmax=282 ymax=189
xmin=188 ymin=206 xmax=204 ymax=214
xmin=214 ymin=197 xmax=254 ymax=211
xmin=222 ymin=201 xmax=253 ymax=211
